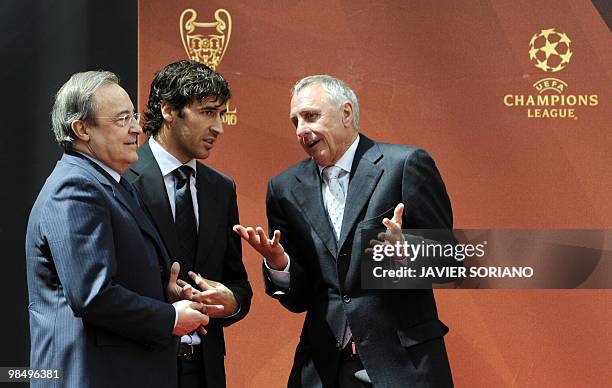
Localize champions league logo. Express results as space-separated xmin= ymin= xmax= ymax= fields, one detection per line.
xmin=503 ymin=28 xmax=598 ymax=119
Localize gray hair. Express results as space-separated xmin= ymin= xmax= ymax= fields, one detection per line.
xmin=291 ymin=75 xmax=360 ymax=130
xmin=51 ymin=70 xmax=120 ymax=151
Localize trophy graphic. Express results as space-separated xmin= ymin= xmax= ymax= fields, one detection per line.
xmin=180 ymin=8 xmax=232 ymax=70
xmin=179 ymin=8 xmax=238 ymax=125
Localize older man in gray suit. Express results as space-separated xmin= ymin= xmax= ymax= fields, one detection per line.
xmin=26 ymin=71 xmax=210 ymax=388
xmin=235 ymin=75 xmax=455 ymax=387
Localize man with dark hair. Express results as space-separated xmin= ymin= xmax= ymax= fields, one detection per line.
xmin=124 ymin=60 xmax=252 ymax=388
xmin=235 ymin=75 xmax=454 ymax=387
xmin=26 ymin=70 xmax=211 ymax=388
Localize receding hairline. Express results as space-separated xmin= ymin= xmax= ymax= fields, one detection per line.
xmin=291 ymin=82 xmax=349 ymax=108
xmin=290 ymin=75 xmax=360 ymax=130
xmin=90 ymin=82 xmax=133 ymax=116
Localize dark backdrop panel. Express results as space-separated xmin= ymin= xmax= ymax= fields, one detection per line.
xmin=0 ymin=0 xmax=137 ymax=376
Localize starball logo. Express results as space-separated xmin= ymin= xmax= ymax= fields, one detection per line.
xmin=503 ymin=28 xmax=598 ymax=119
xmin=528 ymin=28 xmax=572 ymax=73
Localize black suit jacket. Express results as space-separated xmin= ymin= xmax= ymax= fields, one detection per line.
xmin=26 ymin=152 xmax=177 ymax=388
xmin=124 ymin=140 xmax=252 ymax=388
xmin=264 ymin=135 xmax=454 ymax=387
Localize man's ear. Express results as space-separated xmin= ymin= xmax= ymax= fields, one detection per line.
xmin=71 ymin=120 xmax=90 ymax=142
xmin=341 ymin=101 xmax=354 ymax=128
xmin=161 ymin=101 xmax=175 ymax=122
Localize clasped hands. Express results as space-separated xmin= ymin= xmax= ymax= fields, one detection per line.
xmin=166 ymin=262 xmax=239 ymax=336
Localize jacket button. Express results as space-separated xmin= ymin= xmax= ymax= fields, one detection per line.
xmin=343 ymin=295 xmax=351 ymax=303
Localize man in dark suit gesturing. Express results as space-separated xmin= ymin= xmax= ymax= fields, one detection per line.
xmin=26 ymin=71 xmax=210 ymax=388
xmin=235 ymin=75 xmax=454 ymax=387
xmin=124 ymin=60 xmax=252 ymax=388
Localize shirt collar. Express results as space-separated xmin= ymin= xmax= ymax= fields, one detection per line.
xmin=149 ymin=136 xmax=197 ymax=176
xmin=75 ymin=151 xmax=121 ymax=182
xmin=317 ymin=134 xmax=360 ymax=176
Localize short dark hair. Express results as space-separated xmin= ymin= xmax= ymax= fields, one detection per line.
xmin=144 ymin=60 xmax=231 ymax=135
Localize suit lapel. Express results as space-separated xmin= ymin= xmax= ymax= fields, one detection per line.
xmin=115 ymin=183 xmax=169 ymax=264
xmin=291 ymin=161 xmax=338 ymax=258
xmin=128 ymin=143 xmax=177 ymax=269
xmin=194 ymin=164 xmax=222 ymax=270
xmin=65 ymin=152 xmax=146 ymax=230
xmin=338 ymin=136 xmax=383 ymax=252
xmin=341 ymin=138 xmax=384 ymax=291
xmin=65 ymin=152 xmax=171 ymax=272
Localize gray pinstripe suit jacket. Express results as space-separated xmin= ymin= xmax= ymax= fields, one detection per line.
xmin=26 ymin=152 xmax=178 ymax=388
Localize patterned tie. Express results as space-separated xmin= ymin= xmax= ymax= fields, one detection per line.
xmin=322 ymin=166 xmax=345 ymax=239
xmin=323 ymin=166 xmax=354 ymax=348
xmin=174 ymin=165 xmax=197 ymax=278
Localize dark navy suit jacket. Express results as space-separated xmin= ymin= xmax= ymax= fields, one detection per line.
xmin=124 ymin=141 xmax=252 ymax=388
xmin=26 ymin=152 xmax=177 ymax=388
xmin=264 ymin=135 xmax=455 ymax=387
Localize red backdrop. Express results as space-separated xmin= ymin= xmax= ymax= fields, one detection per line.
xmin=139 ymin=1 xmax=611 ymax=386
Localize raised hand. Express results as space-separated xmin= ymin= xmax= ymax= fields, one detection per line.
xmin=366 ymin=203 xmax=406 ymax=257
xmin=381 ymin=202 xmax=405 ymax=244
xmin=232 ymin=225 xmax=288 ymax=270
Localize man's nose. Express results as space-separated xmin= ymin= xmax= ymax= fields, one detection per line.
xmin=295 ymin=120 xmax=310 ymax=138
xmin=211 ymin=114 xmax=224 ymax=135
xmin=129 ymin=121 xmax=143 ymax=134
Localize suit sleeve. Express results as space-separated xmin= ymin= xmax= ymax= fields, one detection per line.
xmin=42 ymin=176 xmax=175 ymax=348
xmin=402 ymin=149 xmax=453 ymax=229
xmin=217 ymin=180 xmax=253 ymax=326
xmin=401 ymin=149 xmax=461 ymax=280
xmin=263 ymin=179 xmax=313 ymax=313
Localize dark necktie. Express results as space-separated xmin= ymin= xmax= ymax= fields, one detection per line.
xmin=119 ymin=177 xmax=139 ymax=206
xmin=174 ymin=165 xmax=197 ymax=278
